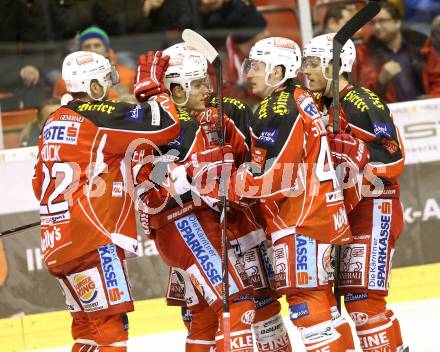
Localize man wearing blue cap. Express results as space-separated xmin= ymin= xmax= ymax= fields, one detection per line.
xmin=53 ymin=26 xmax=135 ymax=102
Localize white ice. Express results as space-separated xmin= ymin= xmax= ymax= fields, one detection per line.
xmin=33 ymin=298 xmax=440 ymax=351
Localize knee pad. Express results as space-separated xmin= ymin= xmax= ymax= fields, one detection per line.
xmin=253 ymin=314 xmax=292 ymax=352
xmin=216 ymin=298 xmax=255 ymax=352
xmin=72 ymin=313 xmax=129 ymax=347
xmin=386 ymin=309 xmax=404 ymax=351
xmin=345 ymin=292 xmax=397 ymax=351
xmin=72 ymin=339 xmax=127 ymax=352
xmin=254 ymin=296 xmax=281 ymax=322
xmin=182 ymin=307 xmax=193 ymax=332
xmin=298 ymin=320 xmax=345 ymax=352
xmin=186 ymin=305 xmax=218 ymax=352
xmin=329 ymin=306 xmax=355 ymax=351
xmin=286 ymin=290 xmax=333 ymax=328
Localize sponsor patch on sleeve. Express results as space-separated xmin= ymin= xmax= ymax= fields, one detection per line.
xmin=299 ymin=97 xmax=321 ymax=119
xmin=257 ymin=128 xmax=280 ymax=146
xmin=372 ymin=121 xmax=392 ymax=139
xmin=124 ymin=104 xmax=144 ymax=123
xmin=289 ymin=302 xmax=310 ymax=320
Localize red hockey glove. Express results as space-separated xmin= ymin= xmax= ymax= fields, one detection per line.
xmin=134 ymin=51 xmax=170 ymax=102
xmin=185 ymin=145 xmax=234 ymax=181
xmin=328 ymin=133 xmax=370 ymax=170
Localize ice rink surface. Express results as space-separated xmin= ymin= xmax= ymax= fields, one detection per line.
xmin=35 ymin=298 xmax=440 ymax=351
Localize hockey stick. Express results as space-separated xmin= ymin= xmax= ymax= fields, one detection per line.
xmin=0 ymin=221 xmax=40 ymax=238
xmin=182 ymin=29 xmax=231 ymax=352
xmin=332 ymin=1 xmax=381 ymax=313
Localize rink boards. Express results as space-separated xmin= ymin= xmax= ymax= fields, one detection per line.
xmin=1 ymin=262 xmax=439 ymax=352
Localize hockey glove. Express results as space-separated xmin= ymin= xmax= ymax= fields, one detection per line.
xmin=185 ymin=145 xmax=234 ymax=181
xmin=134 ymin=51 xmax=170 ymax=102
xmin=328 ymin=133 xmax=370 ymax=170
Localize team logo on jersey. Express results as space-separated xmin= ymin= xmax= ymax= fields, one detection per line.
xmin=295 ymin=235 xmax=317 ymax=288
xmin=98 ymin=244 xmax=131 ymax=305
xmin=73 ymin=274 xmax=98 ymax=304
xmin=258 ymin=128 xmax=280 ymax=146
xmin=43 ymin=121 xmax=80 ymax=145
xmin=112 ymin=182 xmax=123 ymax=197
xmin=369 ymin=199 xmax=392 ymax=290
xmin=125 ymin=104 xmax=144 ymax=123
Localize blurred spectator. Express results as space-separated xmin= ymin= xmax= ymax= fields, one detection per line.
xmin=0 ymin=57 xmax=50 ymax=111
xmin=404 ymin=0 xmax=440 ymax=26
xmin=52 ymin=26 xmax=136 ymax=102
xmin=432 ymin=15 xmax=440 ymax=55
xmin=19 ymin=100 xmax=60 ymax=147
xmin=200 ymin=0 xmax=267 ymax=36
xmin=354 ymin=2 xmax=440 ymax=103
xmin=206 ymin=1 xmax=267 ymax=106
xmin=321 ymin=5 xmax=356 ymax=34
xmin=95 ymin=0 xmax=196 ymax=35
xmin=43 ymin=0 xmax=95 ymax=41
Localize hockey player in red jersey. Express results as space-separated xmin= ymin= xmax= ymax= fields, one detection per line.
xmin=32 ymin=50 xmax=179 ymax=351
xmin=135 ymin=43 xmax=257 ymax=352
xmin=302 ymin=33 xmax=406 ymax=352
xmin=232 ymin=36 xmax=360 ymax=352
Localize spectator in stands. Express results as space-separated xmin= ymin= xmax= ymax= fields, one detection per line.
xmin=95 ymin=0 xmax=196 ymax=36
xmin=19 ymin=99 xmax=60 ymax=147
xmin=200 ymin=0 xmax=266 ymax=37
xmin=404 ymin=0 xmax=440 ymax=28
xmin=432 ymin=15 xmax=440 ymax=55
xmin=52 ymin=26 xmax=136 ymax=102
xmin=321 ymin=5 xmax=355 ymax=34
xmin=355 ymin=2 xmax=440 ymax=103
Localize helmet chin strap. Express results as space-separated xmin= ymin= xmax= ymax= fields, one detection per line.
xmin=171 ymin=90 xmax=190 ymax=107
xmin=87 ymin=81 xmax=110 ymax=102
xmin=322 ymin=65 xmax=333 ymax=97
xmin=263 ymin=71 xmax=286 ymax=96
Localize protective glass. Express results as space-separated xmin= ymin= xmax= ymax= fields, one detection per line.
xmin=110 ymin=65 xmax=120 ymax=85
xmin=301 ymin=56 xmax=322 ymax=71
xmin=190 ymin=75 xmax=213 ymax=94
xmin=240 ymin=58 xmax=265 ymax=77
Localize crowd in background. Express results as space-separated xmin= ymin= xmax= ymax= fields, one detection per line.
xmin=1 ymin=0 xmax=439 ymax=148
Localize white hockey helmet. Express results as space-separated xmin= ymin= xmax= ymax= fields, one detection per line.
xmin=242 ymin=36 xmax=302 ymax=87
xmin=62 ymin=51 xmax=119 ymax=101
xmin=303 ymin=33 xmax=356 ymax=74
xmin=163 ymin=43 xmax=211 ymax=106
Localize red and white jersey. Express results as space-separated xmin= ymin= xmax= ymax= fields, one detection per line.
xmin=233 ymin=85 xmax=352 ymax=245
xmin=32 ymin=94 xmax=179 ymax=268
xmin=319 ymin=85 xmax=405 ymax=211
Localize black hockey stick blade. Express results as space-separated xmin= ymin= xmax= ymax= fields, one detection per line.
xmin=0 ymin=221 xmax=40 ymax=238
xmin=332 ymin=1 xmax=381 ymax=133
xmin=332 ymin=2 xmax=381 ymax=314
xmin=182 ymin=28 xmax=230 ymax=351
